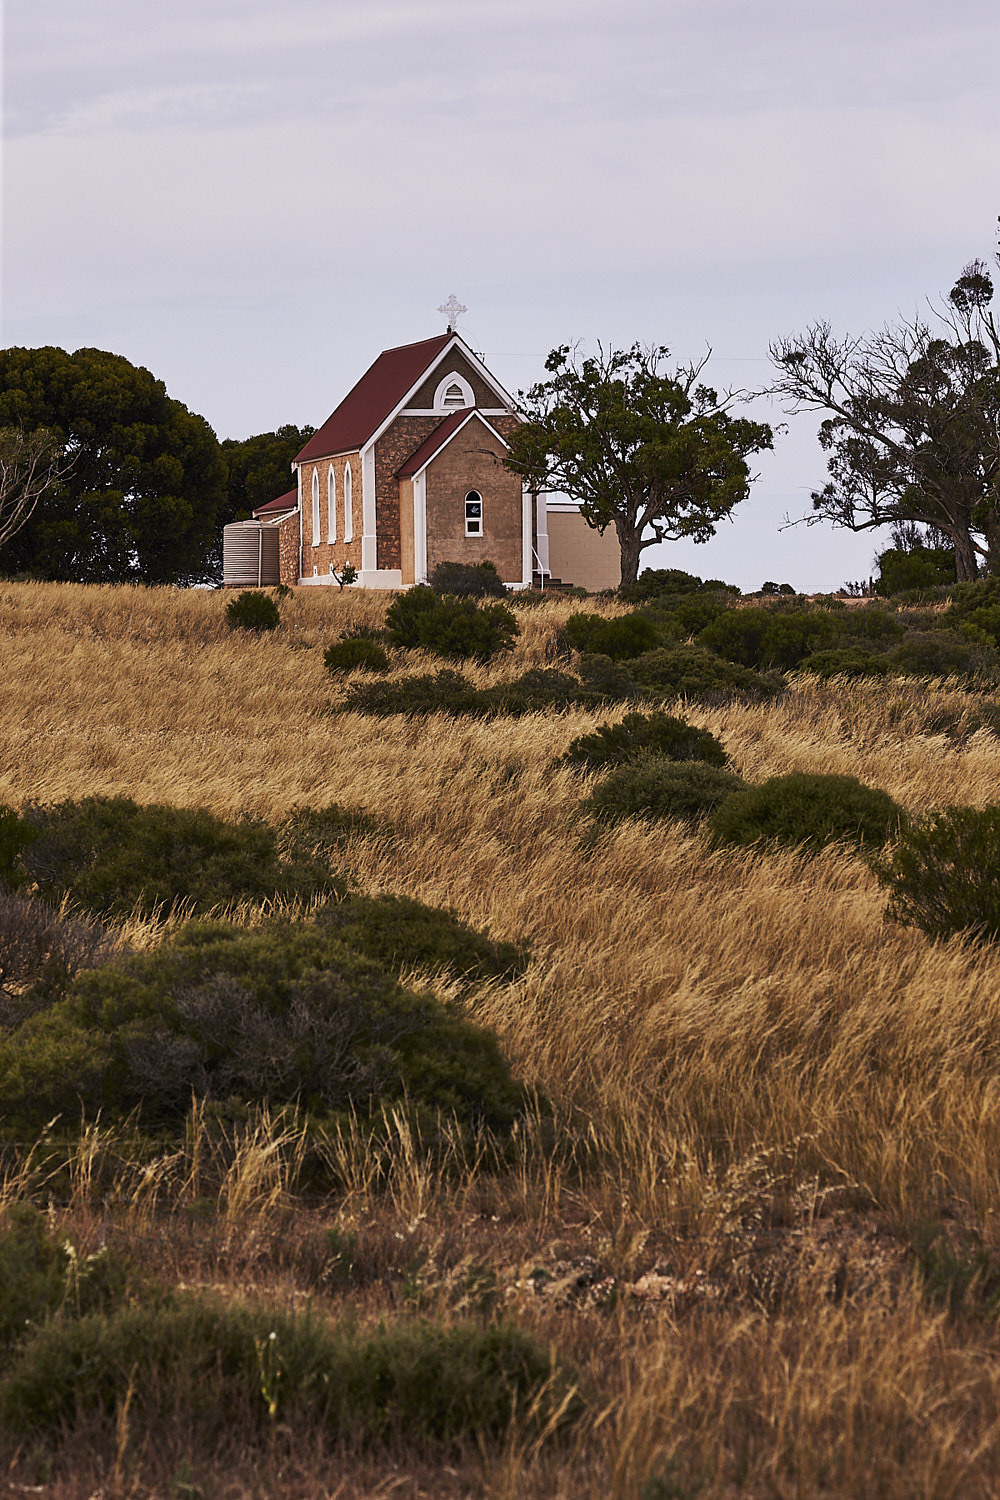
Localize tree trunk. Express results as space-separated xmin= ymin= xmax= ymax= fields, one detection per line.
xmin=615 ymin=520 xmax=643 ymax=589
xmin=953 ymin=528 xmax=979 ymax=582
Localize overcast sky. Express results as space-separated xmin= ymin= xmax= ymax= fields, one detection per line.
xmin=4 ymin=0 xmax=1000 ymax=590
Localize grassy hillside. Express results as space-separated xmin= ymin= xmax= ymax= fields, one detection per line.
xmin=3 ymin=579 xmax=1000 ymax=1498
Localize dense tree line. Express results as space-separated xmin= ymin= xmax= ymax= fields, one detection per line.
xmin=0 ymin=346 xmax=311 ymax=585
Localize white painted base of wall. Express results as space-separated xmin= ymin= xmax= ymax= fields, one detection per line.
xmin=296 ymin=570 xmax=404 ymax=589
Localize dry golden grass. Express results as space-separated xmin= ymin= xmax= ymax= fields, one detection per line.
xmin=5 ymin=579 xmax=1000 ymax=1497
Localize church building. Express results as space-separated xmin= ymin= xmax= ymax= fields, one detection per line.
xmin=222 ymin=311 xmax=620 ymax=592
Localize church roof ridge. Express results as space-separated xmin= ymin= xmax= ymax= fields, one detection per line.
xmin=294 ymin=332 xmax=453 ymax=465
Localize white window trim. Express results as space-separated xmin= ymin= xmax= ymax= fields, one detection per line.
xmin=432 ymin=370 xmax=475 ymax=412
xmin=311 ymin=469 xmax=320 ymax=547
xmin=343 ymin=461 xmax=354 ymax=542
xmin=465 ymin=490 xmax=484 ymax=538
xmin=327 ymin=463 xmax=337 ymax=543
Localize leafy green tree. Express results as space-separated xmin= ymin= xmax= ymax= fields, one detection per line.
xmin=768 ymin=255 xmax=1000 ymax=582
xmin=218 ymin=424 xmax=315 ymax=525
xmin=0 ymin=347 xmax=225 ymax=584
xmin=503 ymin=344 xmax=773 ymax=587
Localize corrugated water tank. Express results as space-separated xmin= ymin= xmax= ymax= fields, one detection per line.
xmin=223 ymin=521 xmax=281 ymax=586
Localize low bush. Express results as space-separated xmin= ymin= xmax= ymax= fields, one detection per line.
xmin=0 ymin=1298 xmax=576 ymax=1454
xmin=563 ymin=611 xmax=659 ymax=660
xmin=886 ymin=630 xmax=999 ymax=683
xmin=871 ymin=804 xmax=1000 ymax=944
xmin=618 ymin=567 xmax=707 ymax=602
xmin=584 ymin=757 xmax=746 ymax=827
xmin=323 ymin=636 xmax=390 ymax=674
xmin=563 ymin=711 xmax=728 ymax=772
xmin=18 ymin=798 xmax=338 ymax=920
xmin=875 ymin=545 xmax=956 ymax=595
xmin=575 ymin=653 xmax=641 ymax=700
xmin=0 ymin=1207 xmax=130 ymax=1363
xmin=0 ymin=807 xmax=36 ymax=889
xmin=317 ymin=891 xmax=528 ymax=985
xmin=836 ymin=606 xmax=906 ymax=645
xmin=629 ymin=646 xmax=780 ymax=701
xmin=798 ymin=647 xmax=892 ymax=680
xmin=0 ymin=895 xmax=113 ymax=1026
xmin=0 ymin=917 xmax=529 ymax=1131
xmin=698 ymin=606 xmax=837 ymax=671
xmin=427 ymin=560 xmax=508 ymax=598
xmin=338 ymin=666 xmax=635 ymax=719
xmin=710 ymin=772 xmax=906 ymax=855
xmin=225 ymin=591 xmax=281 ymax=634
xmin=384 ymin=586 xmax=518 ymax=660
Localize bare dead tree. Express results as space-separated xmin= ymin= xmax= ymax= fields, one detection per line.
xmin=0 ymin=427 xmax=75 ymax=552
xmin=767 ymin=256 xmax=1000 ymax=581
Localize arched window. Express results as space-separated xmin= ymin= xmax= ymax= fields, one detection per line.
xmin=464 ymin=490 xmax=483 ymax=537
xmin=311 ymin=469 xmax=320 ymax=546
xmin=432 ymin=371 xmax=474 ymax=411
xmin=343 ymin=462 xmax=353 ymax=542
xmin=327 ymin=464 xmax=337 ymax=543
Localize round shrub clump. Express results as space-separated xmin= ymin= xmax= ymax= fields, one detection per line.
xmin=428 ymin=560 xmax=508 ymax=598
xmin=17 ymin=798 xmax=338 ymax=919
xmin=710 ymin=772 xmax=906 ymax=855
xmin=225 ymin=591 xmax=281 ymax=633
xmin=564 ymin=711 xmax=728 ymax=771
xmin=585 ymin=757 xmax=746 ymax=827
xmin=323 ymin=636 xmax=390 ymax=674
xmin=0 ymin=919 xmax=530 ymax=1132
xmin=384 ymin=586 xmax=518 ymax=660
xmin=563 ymin=611 xmax=659 ymax=661
xmin=629 ymin=646 xmax=779 ymax=701
xmin=871 ymin=804 xmax=1000 ymax=945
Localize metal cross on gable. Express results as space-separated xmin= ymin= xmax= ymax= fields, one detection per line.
xmin=437 ymin=294 xmax=467 ymax=332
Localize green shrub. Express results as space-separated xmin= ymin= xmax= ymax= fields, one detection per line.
xmin=19 ymin=798 xmax=337 ymax=920
xmin=710 ymin=772 xmax=906 ymax=855
xmin=0 ymin=807 xmax=37 ymax=889
xmin=384 ymin=586 xmax=518 ymax=660
xmin=0 ymin=1207 xmax=129 ymax=1363
xmin=629 ymin=646 xmax=780 ymax=701
xmin=0 ymin=1298 xmax=576 ymax=1453
xmin=225 ymin=591 xmax=281 ymax=633
xmin=564 ymin=711 xmax=728 ymax=772
xmin=698 ymin=607 xmax=837 ymax=671
xmin=0 ymin=895 xmax=113 ymax=1026
xmin=618 ymin=568 xmax=706 ymax=602
xmin=871 ymin=804 xmax=1000 ymax=944
xmin=323 ymin=636 xmax=390 ymax=674
xmin=563 ymin=611 xmax=659 ymax=660
xmin=575 ymin=654 xmax=640 ymax=700
xmin=886 ymin=630 xmax=999 ymax=683
xmin=338 ymin=665 xmax=634 ymax=719
xmin=0 ymin=917 xmax=529 ymax=1131
xmin=799 ymin=648 xmax=892 ymax=680
xmin=585 ymin=757 xmax=746 ymax=827
xmin=643 ymin=593 xmax=732 ymax=639
xmin=318 ymin=891 xmax=528 ymax=985
xmin=836 ymin=606 xmax=906 ymax=644
xmin=427 ymin=560 xmax=508 ymax=598
xmin=876 ymin=545 xmax=956 ymax=596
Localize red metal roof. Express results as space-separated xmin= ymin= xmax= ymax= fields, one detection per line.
xmin=395 ymin=411 xmax=471 ymax=478
xmin=253 ymin=488 xmax=297 ymax=517
xmin=294 ymin=333 xmax=453 ymax=464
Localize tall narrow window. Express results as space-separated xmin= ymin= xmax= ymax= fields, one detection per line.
xmin=343 ymin=462 xmax=353 ymax=542
xmin=311 ymin=469 xmax=320 ymax=546
xmin=465 ymin=491 xmax=483 ymax=537
xmin=327 ymin=464 xmax=337 ymax=543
